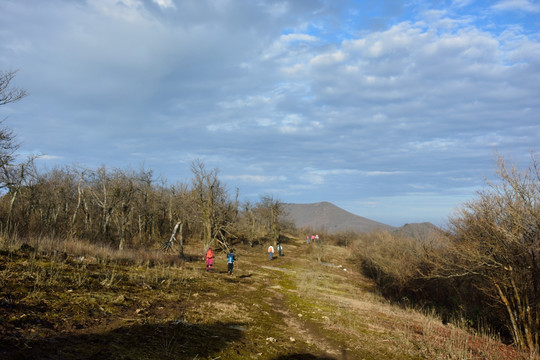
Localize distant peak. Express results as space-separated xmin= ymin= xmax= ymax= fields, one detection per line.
xmin=283 ymin=202 xmax=394 ymax=234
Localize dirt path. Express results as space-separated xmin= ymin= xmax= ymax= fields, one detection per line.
xmin=231 ymin=239 xmax=358 ymax=359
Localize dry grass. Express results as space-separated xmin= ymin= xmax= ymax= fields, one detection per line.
xmin=1 ymin=234 xmax=185 ymax=267
xmin=279 ymin=244 xmax=534 ymax=360
xmin=0 ymin=236 xmax=536 ymax=360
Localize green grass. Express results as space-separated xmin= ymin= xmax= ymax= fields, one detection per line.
xmin=0 ymin=237 xmax=534 ymax=360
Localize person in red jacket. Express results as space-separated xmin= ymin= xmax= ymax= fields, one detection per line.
xmin=204 ymin=247 xmax=215 ymax=272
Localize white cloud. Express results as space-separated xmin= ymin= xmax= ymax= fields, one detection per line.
xmin=262 ymin=31 xmax=321 ymax=65
xmin=28 ymin=153 xmax=64 ymax=161
xmin=452 ymin=0 xmax=475 ymax=7
xmin=408 ymin=138 xmax=461 ymax=151
xmin=217 ymin=96 xmax=272 ymax=109
xmin=278 ymin=114 xmax=322 ymax=134
xmin=281 ymin=63 xmax=305 ymax=75
xmin=259 ymin=1 xmax=289 ymax=16
xmin=224 ymin=175 xmax=287 ymax=183
xmin=363 ymin=171 xmax=407 ymax=176
xmin=206 ymin=122 xmax=240 ymax=132
xmin=153 ymin=0 xmax=175 ymax=10
xmin=256 ymin=118 xmax=276 ymax=127
xmin=407 ymin=183 xmax=437 ymax=190
xmin=280 ymin=33 xmax=318 ymax=43
xmin=309 ymin=50 xmax=345 ymax=67
xmin=493 ymin=0 xmax=540 ymax=12
xmin=87 ymin=0 xmax=146 ymax=21
xmin=301 ymin=168 xmax=405 ymax=188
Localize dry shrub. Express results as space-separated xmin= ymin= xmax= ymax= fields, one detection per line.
xmin=355 ymin=230 xmax=423 ymax=296
xmin=324 ymin=231 xmax=359 ymax=247
xmin=5 ymin=235 xmax=189 ymax=267
xmin=354 ymin=230 xmax=475 ymax=318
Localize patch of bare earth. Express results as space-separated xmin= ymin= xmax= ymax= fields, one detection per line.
xmin=0 ymin=240 xmax=534 ymax=360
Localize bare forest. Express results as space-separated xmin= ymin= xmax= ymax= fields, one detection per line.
xmin=0 ymin=159 xmax=290 ymax=254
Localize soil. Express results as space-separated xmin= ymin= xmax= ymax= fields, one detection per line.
xmin=0 ymin=238 xmax=531 ymax=360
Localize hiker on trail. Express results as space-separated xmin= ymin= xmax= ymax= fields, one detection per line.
xmin=278 ymin=243 xmax=283 ymax=257
xmin=227 ymin=249 xmax=236 ymax=276
xmin=268 ymin=245 xmax=274 ymax=260
xmin=204 ymin=247 xmax=215 ymax=272
xmin=311 ymin=234 xmax=315 ymax=243
xmin=306 ymin=235 xmax=310 ymax=245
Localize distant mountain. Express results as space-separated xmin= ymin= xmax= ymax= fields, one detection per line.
xmin=393 ymin=222 xmax=442 ymax=242
xmin=283 ymin=201 xmax=395 ymax=234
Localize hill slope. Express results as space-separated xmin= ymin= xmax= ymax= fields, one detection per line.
xmin=0 ymin=237 xmax=522 ymax=359
xmin=283 ymin=201 xmax=395 ymax=234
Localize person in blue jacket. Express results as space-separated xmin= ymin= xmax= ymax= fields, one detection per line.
xmin=227 ymin=249 xmax=236 ymax=275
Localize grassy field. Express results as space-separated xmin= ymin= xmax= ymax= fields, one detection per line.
xmin=0 ymin=236 xmax=534 ymax=360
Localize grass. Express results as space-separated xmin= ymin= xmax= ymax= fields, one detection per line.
xmin=0 ymin=235 xmax=536 ymax=360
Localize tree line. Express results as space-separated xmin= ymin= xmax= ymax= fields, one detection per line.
xmin=0 ymin=70 xmax=289 ymax=254
xmin=0 ymin=160 xmax=289 ymax=253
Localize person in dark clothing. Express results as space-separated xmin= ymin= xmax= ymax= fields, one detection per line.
xmin=227 ymin=249 xmax=236 ymax=275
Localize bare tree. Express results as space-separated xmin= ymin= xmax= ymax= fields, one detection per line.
xmin=31 ymin=167 xmax=77 ymax=237
xmin=163 ymin=182 xmax=191 ymax=258
xmin=110 ymin=169 xmax=135 ymax=250
xmin=0 ymin=69 xmax=39 ymax=238
xmin=258 ymin=195 xmax=284 ymax=247
xmin=241 ymin=200 xmax=263 ymax=246
xmin=2 ymin=157 xmax=36 ymax=233
xmin=190 ymin=159 xmax=229 ymax=250
xmin=0 ymin=70 xmax=27 ymax=106
xmin=432 ymin=153 xmax=540 ymax=353
xmin=70 ymin=169 xmax=87 ymax=237
xmin=87 ymin=166 xmax=114 ymax=239
xmin=0 ymin=69 xmax=27 ymax=191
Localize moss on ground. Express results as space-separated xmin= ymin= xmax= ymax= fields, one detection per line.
xmin=0 ymin=241 xmax=531 ymax=360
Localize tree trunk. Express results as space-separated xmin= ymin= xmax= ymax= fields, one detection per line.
xmin=6 ymin=189 xmax=18 ymax=233
xmin=177 ymin=222 xmax=184 ymax=259
xmin=70 ymin=179 xmax=83 ymax=237
xmin=165 ymin=221 xmax=183 ymax=257
xmin=495 ymin=282 xmax=525 ymax=348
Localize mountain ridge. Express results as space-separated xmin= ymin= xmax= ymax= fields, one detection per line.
xmin=283 ymin=201 xmax=395 ymax=234
xmin=283 ymin=201 xmax=438 ymax=235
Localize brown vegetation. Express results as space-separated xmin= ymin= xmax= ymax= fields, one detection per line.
xmin=1 ymin=235 xmax=532 ymax=359
xmin=0 ymin=162 xmax=291 ymax=255
xmin=353 ymin=153 xmax=540 ymax=357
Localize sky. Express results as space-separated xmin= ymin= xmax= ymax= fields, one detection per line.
xmin=0 ymin=0 xmax=539 ymax=227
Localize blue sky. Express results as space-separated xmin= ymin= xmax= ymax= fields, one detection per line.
xmin=1 ymin=0 xmax=539 ymax=226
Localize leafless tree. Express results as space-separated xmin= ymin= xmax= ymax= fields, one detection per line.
xmin=258 ymin=195 xmax=285 ymax=247
xmin=0 ymin=70 xmax=27 ymax=106
xmin=0 ymin=69 xmax=28 ymax=192
xmin=110 ymin=169 xmax=135 ymax=250
xmin=241 ymin=201 xmax=263 ymax=246
xmin=432 ymin=153 xmax=539 ymax=353
xmin=163 ymin=182 xmax=191 ymax=257
xmin=190 ymin=159 xmax=232 ymax=250
xmin=2 ymin=157 xmax=37 ymax=234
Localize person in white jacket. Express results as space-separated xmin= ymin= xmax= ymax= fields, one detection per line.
xmin=268 ymin=245 xmax=274 ymax=260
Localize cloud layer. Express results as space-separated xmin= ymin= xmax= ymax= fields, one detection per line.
xmin=1 ymin=0 xmax=539 ymax=225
